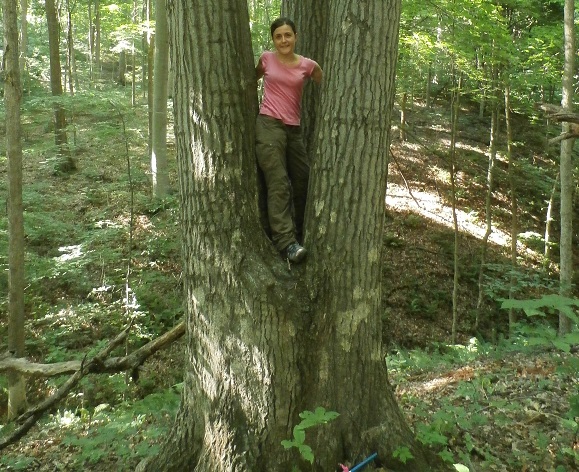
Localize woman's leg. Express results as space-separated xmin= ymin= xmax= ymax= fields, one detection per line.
xmin=285 ymin=126 xmax=310 ymax=244
xmin=255 ymin=115 xmax=295 ymax=251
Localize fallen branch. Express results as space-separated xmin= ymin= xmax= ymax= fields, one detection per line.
xmin=0 ymin=321 xmax=185 ymax=451
xmin=0 ymin=358 xmax=81 ymax=377
xmin=0 ymin=321 xmax=185 ymax=378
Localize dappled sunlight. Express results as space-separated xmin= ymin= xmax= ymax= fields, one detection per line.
xmin=386 ymin=182 xmax=512 ymax=248
xmin=55 ymin=244 xmax=84 ymax=262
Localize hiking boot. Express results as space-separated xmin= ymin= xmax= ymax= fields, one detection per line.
xmin=285 ymin=242 xmax=307 ymax=264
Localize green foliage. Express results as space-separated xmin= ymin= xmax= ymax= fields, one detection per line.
xmin=393 ymin=445 xmax=414 ymax=464
xmin=281 ymin=407 xmax=339 ymax=465
xmin=0 ymin=456 xmax=37 ymax=471
xmin=59 ymin=384 xmax=181 ymax=470
xmin=483 ymin=264 xmax=557 ymax=302
xmin=500 ymin=294 xmax=579 ymax=324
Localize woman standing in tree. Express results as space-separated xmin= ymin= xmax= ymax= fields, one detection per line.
xmin=255 ymin=17 xmax=323 ymax=263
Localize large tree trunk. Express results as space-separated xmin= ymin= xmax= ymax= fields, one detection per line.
xmin=139 ymin=1 xmax=447 ymax=471
xmin=4 ymin=0 xmax=27 ymax=420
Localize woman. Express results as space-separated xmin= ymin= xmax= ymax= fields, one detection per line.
xmin=255 ymin=17 xmax=323 ymax=264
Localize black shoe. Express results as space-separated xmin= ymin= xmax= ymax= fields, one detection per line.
xmin=285 ymin=242 xmax=307 ymax=263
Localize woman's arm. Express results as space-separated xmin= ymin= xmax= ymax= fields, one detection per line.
xmin=311 ymin=62 xmax=323 ymax=84
xmin=256 ymin=57 xmax=265 ymax=81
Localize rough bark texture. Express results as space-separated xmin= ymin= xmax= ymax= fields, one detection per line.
xmin=139 ymin=1 xmax=449 ymax=471
xmin=5 ymin=0 xmax=27 ymax=420
xmin=139 ymin=1 xmax=304 ymax=470
xmin=291 ymin=1 xmax=440 ymax=469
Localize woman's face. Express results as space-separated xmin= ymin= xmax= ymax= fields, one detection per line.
xmin=272 ymin=24 xmax=297 ymax=56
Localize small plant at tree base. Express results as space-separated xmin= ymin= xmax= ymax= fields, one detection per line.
xmin=281 ymin=407 xmax=339 ymax=466
xmin=393 ymin=445 xmax=414 ymax=464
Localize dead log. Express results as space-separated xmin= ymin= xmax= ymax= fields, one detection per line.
xmin=0 ymin=322 xmax=184 ymax=377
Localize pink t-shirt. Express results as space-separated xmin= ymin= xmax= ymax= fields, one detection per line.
xmin=259 ymin=51 xmax=316 ymax=126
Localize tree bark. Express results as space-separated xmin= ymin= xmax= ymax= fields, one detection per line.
xmin=151 ymin=0 xmax=170 ymax=197
xmin=46 ymin=0 xmax=73 ymax=171
xmin=559 ymin=0 xmax=575 ymax=335
xmin=4 ymin=0 xmax=27 ymax=420
xmin=505 ymin=84 xmax=518 ymax=331
xmin=139 ymin=1 xmax=448 ymax=471
xmin=94 ymin=0 xmax=101 ymax=81
xmin=18 ymin=0 xmax=28 ymax=88
xmin=450 ymin=73 xmax=461 ymax=345
xmin=476 ymin=72 xmax=498 ymax=330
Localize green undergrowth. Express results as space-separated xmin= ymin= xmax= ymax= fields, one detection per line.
xmin=388 ymin=326 xmax=579 ymax=472
xmin=0 ymin=90 xmax=185 ymax=469
xmin=0 ymin=383 xmax=182 ymax=471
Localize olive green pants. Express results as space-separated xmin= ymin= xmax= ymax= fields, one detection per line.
xmin=255 ymin=114 xmax=310 ymax=251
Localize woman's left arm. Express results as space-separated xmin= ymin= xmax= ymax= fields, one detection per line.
xmin=311 ymin=62 xmax=323 ymax=84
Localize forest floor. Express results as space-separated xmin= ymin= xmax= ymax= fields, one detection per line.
xmin=0 ymin=92 xmax=578 ymax=471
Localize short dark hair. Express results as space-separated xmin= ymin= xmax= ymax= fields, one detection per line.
xmin=270 ymin=17 xmax=296 ymax=38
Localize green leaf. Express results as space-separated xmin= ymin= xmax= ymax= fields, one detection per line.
xmin=552 ymin=339 xmax=571 ymax=353
xmin=298 ymin=444 xmax=314 ymax=464
xmin=292 ymin=426 xmax=306 ymax=445
xmin=281 ymin=440 xmax=295 ymax=449
xmin=438 ymin=449 xmax=454 ymax=463
xmin=297 ymin=407 xmax=340 ymax=429
xmin=393 ymin=446 xmax=414 ymax=464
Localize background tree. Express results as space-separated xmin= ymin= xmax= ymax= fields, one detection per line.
xmin=151 ymin=0 xmax=170 ymax=197
xmin=46 ymin=0 xmax=73 ymax=171
xmin=4 ymin=0 xmax=27 ymax=419
xmin=558 ymin=0 xmax=575 ymax=335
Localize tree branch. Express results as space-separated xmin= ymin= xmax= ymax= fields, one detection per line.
xmin=0 ymin=321 xmax=185 ymax=377
xmin=536 ymin=103 xmax=579 ymax=124
xmin=536 ymin=103 xmax=579 ymax=143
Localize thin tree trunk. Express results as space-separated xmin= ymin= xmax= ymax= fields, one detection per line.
xmin=400 ymin=92 xmax=407 ymax=141
xmin=544 ymin=172 xmax=559 ymax=266
xmin=95 ymin=0 xmax=101 ymax=82
xmin=141 ymin=0 xmax=151 ymax=96
xmin=118 ymin=50 xmax=127 ymax=85
xmin=426 ymin=64 xmax=432 ymax=108
xmin=450 ymin=74 xmax=461 ymax=344
xmin=559 ymin=0 xmax=575 ymax=335
xmin=505 ymin=83 xmax=518 ymax=332
xmin=151 ymin=0 xmax=170 ymax=197
xmin=88 ymin=0 xmax=94 ymax=83
xmin=476 ymin=75 xmax=499 ymax=330
xmin=46 ymin=0 xmax=73 ymax=171
xmin=66 ymin=0 xmax=75 ymax=95
xmin=19 ymin=0 xmax=28 ymax=90
xmin=132 ymin=0 xmax=137 ymax=106
xmin=147 ymin=35 xmax=154 ymax=162
xmin=4 ymin=0 xmax=27 ymax=420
